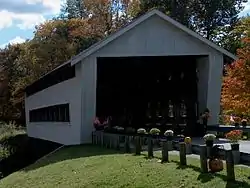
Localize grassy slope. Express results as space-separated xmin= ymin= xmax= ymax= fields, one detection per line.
xmin=1 ymin=145 xmax=250 ymax=188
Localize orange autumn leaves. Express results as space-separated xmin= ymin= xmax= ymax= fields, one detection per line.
xmin=221 ymin=37 xmax=250 ymax=116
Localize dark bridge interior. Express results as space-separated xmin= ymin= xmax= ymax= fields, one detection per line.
xmin=96 ymin=56 xmax=199 ymax=136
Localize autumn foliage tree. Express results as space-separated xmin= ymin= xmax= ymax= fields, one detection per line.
xmin=0 ymin=0 xmax=249 ymax=124
xmin=221 ymin=37 xmax=250 ymax=117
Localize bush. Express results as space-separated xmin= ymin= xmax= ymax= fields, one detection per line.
xmin=0 ymin=121 xmax=25 ymax=141
xmin=0 ymin=122 xmax=29 ymax=177
xmin=0 ymin=122 xmax=26 ymax=159
xmin=0 ymin=147 xmax=10 ymax=160
xmin=149 ymin=128 xmax=161 ymax=135
xmin=0 ymin=121 xmax=63 ymax=179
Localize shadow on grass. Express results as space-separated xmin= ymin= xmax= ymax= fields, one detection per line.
xmin=20 ymin=145 xmax=250 ymax=188
xmin=22 ymin=144 xmax=124 ymax=172
xmin=140 ymin=153 xmax=250 ymax=187
xmin=172 ymin=160 xmax=250 ymax=187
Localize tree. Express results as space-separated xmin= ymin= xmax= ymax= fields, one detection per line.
xmin=83 ymin=0 xmax=133 ymax=36
xmin=0 ymin=44 xmax=25 ymax=122
xmin=136 ymin=0 xmax=194 ymax=28
xmin=132 ymin=0 xmax=247 ymax=53
xmin=221 ymin=36 xmax=250 ymax=116
xmin=192 ymin=0 xmax=247 ymax=40
xmin=60 ymin=0 xmax=87 ymax=19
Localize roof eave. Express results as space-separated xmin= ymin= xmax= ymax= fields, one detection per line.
xmin=70 ymin=9 xmax=238 ymax=65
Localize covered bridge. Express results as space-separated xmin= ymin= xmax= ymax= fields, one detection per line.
xmin=25 ymin=9 xmax=237 ymax=145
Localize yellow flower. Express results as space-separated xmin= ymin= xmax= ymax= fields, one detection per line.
xmin=184 ymin=137 xmax=192 ymax=144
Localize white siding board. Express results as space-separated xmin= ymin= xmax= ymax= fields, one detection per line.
xmin=90 ymin=15 xmax=217 ymax=58
xmin=25 ymin=64 xmax=82 ymax=145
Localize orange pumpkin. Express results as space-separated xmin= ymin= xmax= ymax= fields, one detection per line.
xmin=209 ymin=158 xmax=223 ymax=172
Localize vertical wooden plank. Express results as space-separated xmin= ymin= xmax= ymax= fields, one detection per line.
xmin=94 ymin=131 xmax=97 ymax=145
xmin=91 ymin=131 xmax=94 ymax=144
xmin=161 ymin=140 xmax=169 ymax=163
xmin=109 ymin=134 xmax=113 ymax=149
xmin=105 ymin=133 xmax=109 ymax=148
xmin=96 ymin=131 xmax=100 ymax=145
xmin=179 ymin=142 xmax=187 ymax=165
xmin=226 ymin=150 xmax=235 ymax=181
xmin=125 ymin=136 xmax=131 ymax=153
xmin=109 ymin=134 xmax=112 ymax=149
xmin=99 ymin=131 xmax=102 ymax=146
xmin=200 ymin=145 xmax=208 ymax=173
xmin=148 ymin=137 xmax=154 ymax=158
xmin=135 ymin=136 xmax=141 ymax=155
xmin=116 ymin=135 xmax=120 ymax=150
xmin=100 ymin=131 xmax=104 ymax=147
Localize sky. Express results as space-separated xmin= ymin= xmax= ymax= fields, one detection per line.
xmin=0 ymin=0 xmax=250 ymax=49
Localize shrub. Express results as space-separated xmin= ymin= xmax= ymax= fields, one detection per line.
xmin=0 ymin=121 xmax=25 ymax=142
xmin=149 ymin=128 xmax=160 ymax=135
xmin=0 ymin=122 xmax=63 ymax=179
xmin=137 ymin=128 xmax=147 ymax=134
xmin=0 ymin=122 xmax=28 ymax=166
xmin=0 ymin=147 xmax=10 ymax=160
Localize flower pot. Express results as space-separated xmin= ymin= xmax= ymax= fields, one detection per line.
xmin=234 ymin=122 xmax=240 ymax=127
xmin=138 ymin=133 xmax=146 ymax=136
xmin=179 ymin=137 xmax=185 ymax=142
xmin=242 ymin=121 xmax=247 ymax=127
xmin=206 ymin=140 xmax=214 ymax=147
xmin=231 ymin=143 xmax=239 ymax=151
xmin=166 ymin=136 xmax=173 ymax=141
xmin=151 ymin=134 xmax=159 ymax=139
xmin=209 ymin=158 xmax=223 ymax=172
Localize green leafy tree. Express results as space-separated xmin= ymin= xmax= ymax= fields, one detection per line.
xmin=192 ymin=0 xmax=247 ymax=40
xmin=60 ymin=0 xmax=87 ymax=19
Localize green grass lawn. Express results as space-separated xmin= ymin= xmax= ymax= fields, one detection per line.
xmin=1 ymin=145 xmax=250 ymax=188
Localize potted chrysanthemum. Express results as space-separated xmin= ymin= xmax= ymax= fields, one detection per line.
xmin=149 ymin=128 xmax=161 ymax=137
xmin=225 ymin=130 xmax=242 ymax=164
xmin=137 ymin=128 xmax=147 ymax=135
xmin=225 ymin=130 xmax=242 ymax=151
xmin=164 ymin=130 xmax=174 ymax=150
xmin=164 ymin=130 xmax=174 ymax=140
xmin=203 ymin=134 xmax=216 ymax=147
